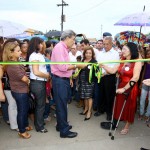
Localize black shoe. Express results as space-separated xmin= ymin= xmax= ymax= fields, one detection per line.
xmin=84 ymin=117 xmax=91 ymax=121
xmin=79 ymin=110 xmax=88 ymax=115
xmin=60 ymin=131 xmax=78 ymax=138
xmin=36 ymin=128 xmax=48 ymax=133
xmin=84 ymin=112 xmax=92 ymax=121
xmin=106 ymin=115 xmax=112 ymax=121
xmin=100 ymin=122 xmax=116 ymax=130
xmin=140 ymin=148 xmax=150 ymax=150
xmin=56 ymin=125 xmax=72 ymax=132
xmin=94 ymin=111 xmax=104 ymax=117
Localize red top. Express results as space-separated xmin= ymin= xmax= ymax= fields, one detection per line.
xmin=114 ymin=63 xmax=138 ymax=123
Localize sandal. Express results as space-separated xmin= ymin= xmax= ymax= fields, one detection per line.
xmin=120 ymin=128 xmax=129 ymax=135
xmin=18 ymin=132 xmax=31 ymax=139
xmin=26 ymin=125 xmax=33 ymax=131
xmin=144 ymin=116 xmax=150 ymax=123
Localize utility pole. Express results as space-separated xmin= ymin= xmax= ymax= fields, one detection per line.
xmin=57 ymin=0 xmax=69 ymax=32
xmin=101 ymin=24 xmax=103 ymax=38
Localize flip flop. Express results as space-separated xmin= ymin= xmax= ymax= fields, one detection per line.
xmin=120 ymin=128 xmax=129 ymax=135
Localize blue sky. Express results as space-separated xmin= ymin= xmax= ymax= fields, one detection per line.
xmin=0 ymin=0 xmax=150 ymax=39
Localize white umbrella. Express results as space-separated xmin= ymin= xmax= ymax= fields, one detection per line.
xmin=0 ymin=20 xmax=28 ymax=37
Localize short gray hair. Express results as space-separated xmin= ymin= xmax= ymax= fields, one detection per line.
xmin=61 ymin=30 xmax=76 ymax=41
xmin=104 ymin=36 xmax=113 ymax=43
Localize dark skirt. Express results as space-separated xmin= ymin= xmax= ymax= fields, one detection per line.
xmin=79 ymin=69 xmax=94 ymax=99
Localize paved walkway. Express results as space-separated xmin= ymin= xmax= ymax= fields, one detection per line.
xmin=0 ymin=102 xmax=150 ymax=150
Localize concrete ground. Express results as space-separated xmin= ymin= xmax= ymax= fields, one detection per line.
xmin=0 ymin=101 xmax=150 ymax=150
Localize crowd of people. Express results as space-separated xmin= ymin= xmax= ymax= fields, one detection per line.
xmin=0 ymin=30 xmax=150 ymax=140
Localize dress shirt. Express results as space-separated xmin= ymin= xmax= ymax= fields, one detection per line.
xmin=97 ymin=48 xmax=120 ymax=73
xmin=69 ymin=51 xmax=82 ymax=62
xmin=51 ymin=41 xmax=72 ymax=78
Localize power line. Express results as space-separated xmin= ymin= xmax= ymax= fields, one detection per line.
xmin=68 ymin=0 xmax=108 ymax=18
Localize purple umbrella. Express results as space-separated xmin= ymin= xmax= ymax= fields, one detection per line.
xmin=114 ymin=6 xmax=150 ymax=44
xmin=114 ymin=12 xmax=150 ymax=26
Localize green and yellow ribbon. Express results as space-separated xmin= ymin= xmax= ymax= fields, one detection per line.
xmin=0 ymin=58 xmax=149 ymax=65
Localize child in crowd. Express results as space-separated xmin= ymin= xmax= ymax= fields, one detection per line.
xmin=44 ymin=49 xmax=55 ymax=121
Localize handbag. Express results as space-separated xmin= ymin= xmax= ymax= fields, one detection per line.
xmin=2 ymin=75 xmax=11 ymax=90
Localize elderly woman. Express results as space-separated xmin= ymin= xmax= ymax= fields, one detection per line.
xmin=101 ymin=42 xmax=142 ymax=135
xmin=3 ymin=41 xmax=31 ymax=139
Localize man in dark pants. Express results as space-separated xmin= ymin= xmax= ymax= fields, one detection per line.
xmin=51 ymin=30 xmax=86 ymax=138
xmin=94 ymin=36 xmax=120 ymax=121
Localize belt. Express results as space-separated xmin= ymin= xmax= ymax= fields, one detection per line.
xmin=104 ymin=74 xmax=116 ymax=77
xmin=30 ymin=79 xmax=46 ymax=82
xmin=53 ymin=74 xmax=70 ymax=80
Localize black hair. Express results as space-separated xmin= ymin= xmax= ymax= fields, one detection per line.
xmin=26 ymin=37 xmax=43 ymax=61
xmin=46 ymin=41 xmax=52 ymax=48
xmin=126 ymin=42 xmax=139 ymax=59
xmin=23 ymin=39 xmax=30 ymax=44
xmin=80 ymin=39 xmax=89 ymax=45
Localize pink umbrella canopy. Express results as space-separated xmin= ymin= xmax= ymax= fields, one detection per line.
xmin=114 ymin=12 xmax=150 ymax=26
xmin=0 ymin=20 xmax=28 ymax=37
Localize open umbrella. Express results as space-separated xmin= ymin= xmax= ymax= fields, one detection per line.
xmin=28 ymin=35 xmax=48 ymax=41
xmin=115 ymin=31 xmax=146 ymax=46
xmin=114 ymin=9 xmax=150 ymax=44
xmin=146 ymin=34 xmax=150 ymax=43
xmin=0 ymin=20 xmax=27 ymax=37
xmin=45 ymin=30 xmax=62 ymax=38
xmin=114 ymin=12 xmax=150 ymax=26
xmin=6 ymin=32 xmax=29 ymax=39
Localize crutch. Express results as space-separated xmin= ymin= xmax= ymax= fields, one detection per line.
xmin=108 ymin=94 xmax=117 ymax=137
xmin=110 ymin=81 xmax=136 ymax=140
xmin=108 ymin=76 xmax=120 ymax=137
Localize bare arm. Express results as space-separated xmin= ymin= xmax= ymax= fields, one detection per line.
xmin=116 ymin=62 xmax=142 ymax=94
xmin=21 ymin=76 xmax=30 ymax=85
xmin=0 ymin=66 xmax=5 ymax=101
xmin=143 ymin=79 xmax=150 ymax=86
xmin=100 ymin=64 xmax=120 ymax=74
xmin=32 ymin=61 xmax=49 ymax=79
xmin=67 ymin=64 xmax=87 ymax=71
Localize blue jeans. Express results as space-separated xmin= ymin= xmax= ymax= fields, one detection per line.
xmin=11 ymin=91 xmax=29 ymax=133
xmin=1 ymin=101 xmax=9 ymax=122
xmin=44 ymin=97 xmax=55 ymax=119
xmin=30 ymin=80 xmax=46 ymax=131
xmin=52 ymin=75 xmax=70 ymax=135
xmin=140 ymin=84 xmax=150 ymax=116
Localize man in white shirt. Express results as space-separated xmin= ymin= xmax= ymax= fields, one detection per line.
xmin=68 ymin=44 xmax=82 ymax=103
xmin=94 ymin=36 xmax=120 ymax=121
xmin=69 ymin=44 xmax=82 ymax=62
xmin=93 ymin=40 xmax=104 ymax=111
xmin=94 ymin=40 xmax=104 ymax=60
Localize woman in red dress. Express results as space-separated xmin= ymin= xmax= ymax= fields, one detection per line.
xmin=114 ymin=42 xmax=142 ymax=135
